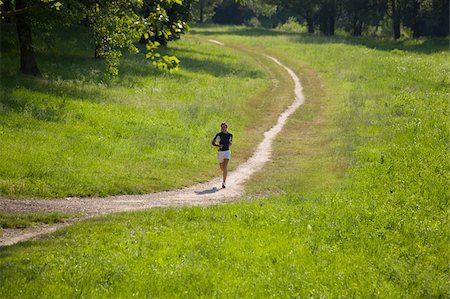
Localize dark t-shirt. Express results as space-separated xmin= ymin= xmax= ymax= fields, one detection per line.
xmin=213 ymin=132 xmax=233 ymax=151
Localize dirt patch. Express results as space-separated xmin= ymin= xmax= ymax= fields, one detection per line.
xmin=0 ymin=40 xmax=304 ymax=247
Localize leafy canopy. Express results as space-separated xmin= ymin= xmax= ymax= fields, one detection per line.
xmin=0 ymin=0 xmax=189 ymax=75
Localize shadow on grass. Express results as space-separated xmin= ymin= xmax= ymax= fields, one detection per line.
xmin=0 ymin=69 xmax=105 ymax=121
xmin=178 ymin=55 xmax=264 ymax=78
xmin=0 ymin=27 xmax=265 ymax=124
xmin=135 ymin=45 xmax=266 ymax=79
xmin=191 ymin=27 xmax=449 ymax=54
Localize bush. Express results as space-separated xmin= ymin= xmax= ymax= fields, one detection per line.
xmin=246 ymin=17 xmax=261 ymax=28
xmin=276 ymin=17 xmax=307 ymax=33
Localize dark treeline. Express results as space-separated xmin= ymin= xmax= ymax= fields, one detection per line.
xmin=191 ymin=0 xmax=449 ymax=39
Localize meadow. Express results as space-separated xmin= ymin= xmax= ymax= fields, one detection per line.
xmin=0 ymin=24 xmax=292 ymax=199
xmin=0 ymin=25 xmax=448 ymax=297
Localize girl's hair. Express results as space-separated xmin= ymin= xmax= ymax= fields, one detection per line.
xmin=221 ymin=122 xmax=228 ymax=127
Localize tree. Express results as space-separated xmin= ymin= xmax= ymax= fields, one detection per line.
xmin=139 ymin=0 xmax=191 ymax=46
xmin=15 ymin=0 xmax=41 ymax=75
xmin=402 ymin=0 xmax=449 ymax=37
xmin=341 ymin=0 xmax=382 ymax=36
xmin=238 ymin=0 xmax=277 ymax=18
xmin=390 ymin=0 xmax=401 ymax=38
xmin=0 ymin=0 xmax=187 ymax=76
xmin=317 ymin=0 xmax=336 ymax=35
xmin=251 ymin=0 xmax=448 ymax=37
xmin=278 ymin=0 xmax=319 ymax=33
xmin=191 ymin=0 xmax=223 ymax=22
xmin=1 ymin=0 xmax=62 ymax=75
xmin=212 ymin=0 xmax=255 ymax=24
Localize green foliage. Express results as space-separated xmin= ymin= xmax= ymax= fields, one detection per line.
xmin=86 ymin=0 xmax=190 ymax=75
xmin=0 ymin=0 xmax=190 ymax=76
xmin=190 ymin=0 xmax=224 ymax=22
xmin=143 ymin=0 xmax=191 ymax=43
xmin=221 ymin=0 xmax=449 ymax=38
xmin=276 ymin=16 xmax=307 ymax=33
xmin=238 ymin=0 xmax=277 ymax=17
xmin=88 ymin=1 xmax=145 ymax=75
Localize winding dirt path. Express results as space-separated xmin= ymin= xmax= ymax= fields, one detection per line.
xmin=0 ymin=40 xmax=304 ymax=247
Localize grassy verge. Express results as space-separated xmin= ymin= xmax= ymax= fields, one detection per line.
xmin=0 ymin=26 xmax=448 ymax=297
xmin=0 ymin=212 xmax=73 ymax=230
xmin=0 ymin=211 xmax=74 ymax=238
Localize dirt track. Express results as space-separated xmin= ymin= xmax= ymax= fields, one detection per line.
xmin=0 ymin=40 xmax=304 ymax=247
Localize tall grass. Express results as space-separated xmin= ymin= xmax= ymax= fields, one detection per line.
xmin=0 ymin=26 xmax=448 ymax=297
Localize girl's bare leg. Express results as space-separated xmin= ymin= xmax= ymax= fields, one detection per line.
xmin=222 ymin=159 xmax=229 ymax=187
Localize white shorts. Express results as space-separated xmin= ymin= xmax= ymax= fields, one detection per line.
xmin=217 ymin=150 xmax=231 ymax=163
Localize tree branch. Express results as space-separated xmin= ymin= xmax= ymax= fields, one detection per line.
xmin=1 ymin=4 xmax=41 ymax=17
xmin=0 ymin=1 xmax=58 ymax=17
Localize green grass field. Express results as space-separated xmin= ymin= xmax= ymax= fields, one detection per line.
xmin=1 ymin=25 xmax=448 ymax=297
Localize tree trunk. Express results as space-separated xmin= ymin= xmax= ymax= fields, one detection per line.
xmin=353 ymin=16 xmax=363 ymax=36
xmin=392 ymin=0 xmax=401 ymax=39
xmin=319 ymin=0 xmax=336 ymax=36
xmin=319 ymin=10 xmax=329 ymax=35
xmin=329 ymin=14 xmax=335 ymax=35
xmin=329 ymin=0 xmax=336 ymax=35
xmin=306 ymin=17 xmax=314 ymax=34
xmin=15 ymin=0 xmax=41 ymax=76
xmin=411 ymin=0 xmax=421 ymax=38
xmin=411 ymin=20 xmax=421 ymax=38
xmin=199 ymin=0 xmax=205 ymax=23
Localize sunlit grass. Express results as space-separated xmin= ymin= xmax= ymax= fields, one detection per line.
xmin=1 ymin=198 xmax=447 ymax=297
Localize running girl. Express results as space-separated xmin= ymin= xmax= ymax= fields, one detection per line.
xmin=212 ymin=122 xmax=233 ymax=188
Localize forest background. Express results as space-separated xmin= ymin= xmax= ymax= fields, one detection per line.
xmin=1 ymin=0 xmax=448 ymax=78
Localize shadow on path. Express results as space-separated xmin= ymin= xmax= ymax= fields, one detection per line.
xmin=194 ymin=187 xmax=221 ymax=195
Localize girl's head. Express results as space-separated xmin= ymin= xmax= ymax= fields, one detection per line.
xmin=221 ymin=122 xmax=228 ymax=132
